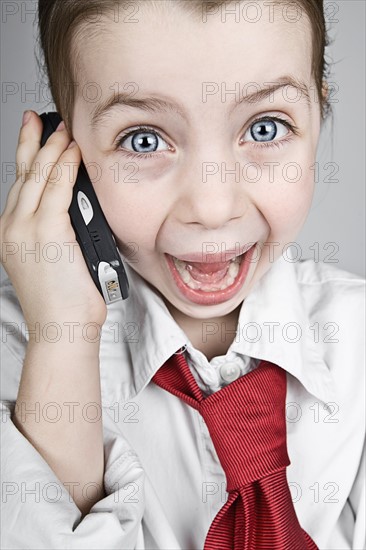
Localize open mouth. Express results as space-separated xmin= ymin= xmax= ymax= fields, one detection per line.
xmin=172 ymin=254 xmax=241 ymax=291
xmin=165 ymin=244 xmax=257 ymax=305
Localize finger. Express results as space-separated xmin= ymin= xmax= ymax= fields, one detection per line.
xmin=35 ymin=141 xmax=82 ymax=216
xmin=3 ymin=111 xmax=42 ymax=215
xmin=0 ymin=178 xmax=22 ymax=217
xmin=15 ymin=121 xmax=72 ymax=216
xmin=15 ymin=111 xmax=43 ymax=181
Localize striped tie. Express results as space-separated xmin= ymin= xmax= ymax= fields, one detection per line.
xmin=152 ymin=352 xmax=318 ymax=549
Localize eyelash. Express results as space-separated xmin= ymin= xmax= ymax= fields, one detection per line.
xmin=114 ymin=116 xmax=299 ymax=159
xmin=246 ymin=116 xmax=299 ymax=150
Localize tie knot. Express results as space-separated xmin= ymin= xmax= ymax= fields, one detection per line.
xmin=152 ymin=356 xmax=290 ymax=492
xmin=198 ymin=363 xmax=289 ymax=491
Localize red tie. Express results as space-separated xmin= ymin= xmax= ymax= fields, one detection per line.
xmin=152 ymin=351 xmax=318 ymax=550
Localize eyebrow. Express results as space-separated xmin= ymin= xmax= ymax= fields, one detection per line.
xmin=90 ymin=75 xmax=310 ymax=130
xmin=232 ymin=76 xmax=311 ymax=113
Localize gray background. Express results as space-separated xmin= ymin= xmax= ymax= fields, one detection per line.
xmin=1 ymin=1 xmax=365 ymax=281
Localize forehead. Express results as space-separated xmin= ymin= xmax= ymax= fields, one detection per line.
xmin=73 ymin=1 xmax=313 ymax=104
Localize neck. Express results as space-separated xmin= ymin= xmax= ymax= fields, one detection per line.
xmin=164 ymin=301 xmax=242 ymax=361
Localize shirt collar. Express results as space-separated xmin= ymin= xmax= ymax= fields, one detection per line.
xmin=228 ymin=252 xmax=336 ymax=404
xmin=99 ymin=254 xmax=336 ymax=404
xmin=99 ymin=263 xmax=187 ymax=403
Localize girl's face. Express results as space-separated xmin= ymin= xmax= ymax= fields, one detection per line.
xmin=73 ymin=1 xmax=321 ymax=320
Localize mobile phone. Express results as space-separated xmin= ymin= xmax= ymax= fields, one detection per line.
xmin=40 ymin=112 xmax=129 ymax=304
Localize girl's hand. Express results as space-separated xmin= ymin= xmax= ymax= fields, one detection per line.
xmin=0 ymin=111 xmax=107 ymax=330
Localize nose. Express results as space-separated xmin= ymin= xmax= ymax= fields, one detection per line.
xmin=175 ymin=153 xmax=248 ymax=230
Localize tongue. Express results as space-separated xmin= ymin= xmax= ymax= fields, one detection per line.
xmin=186 ymin=260 xmax=231 ymax=283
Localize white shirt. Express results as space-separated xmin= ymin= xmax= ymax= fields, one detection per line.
xmin=1 ymin=252 xmax=365 ymax=550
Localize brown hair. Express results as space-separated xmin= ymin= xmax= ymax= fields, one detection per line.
xmin=37 ymin=0 xmax=330 ymax=135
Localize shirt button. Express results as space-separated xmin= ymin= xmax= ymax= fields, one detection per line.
xmin=219 ymin=362 xmax=242 ymax=383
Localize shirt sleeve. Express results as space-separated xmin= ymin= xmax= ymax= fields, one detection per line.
xmin=1 ymin=397 xmax=146 ymax=549
xmin=0 ymin=279 xmax=146 ymax=549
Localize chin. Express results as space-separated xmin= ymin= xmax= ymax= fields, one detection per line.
xmin=162 ymin=289 xmax=246 ymax=320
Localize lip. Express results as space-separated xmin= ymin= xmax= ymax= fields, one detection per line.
xmin=173 ymin=243 xmax=255 ymax=264
xmin=165 ymin=243 xmax=257 ymax=306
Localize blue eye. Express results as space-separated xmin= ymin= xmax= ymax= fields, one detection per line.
xmin=251 ymin=120 xmax=277 ymax=141
xmin=130 ymin=132 xmax=157 ymax=153
xmin=244 ymin=118 xmax=290 ymax=143
xmin=117 ymin=128 xmax=170 ymax=155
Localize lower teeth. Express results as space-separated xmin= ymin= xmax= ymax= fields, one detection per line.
xmin=173 ymin=256 xmax=241 ymax=292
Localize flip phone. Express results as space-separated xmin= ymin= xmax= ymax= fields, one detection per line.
xmin=40 ymin=112 xmax=129 ymax=304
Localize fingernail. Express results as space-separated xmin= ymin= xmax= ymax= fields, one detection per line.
xmin=22 ymin=110 xmax=32 ymax=126
xmin=56 ymin=121 xmax=65 ymax=132
xmin=67 ymin=140 xmax=77 ymax=149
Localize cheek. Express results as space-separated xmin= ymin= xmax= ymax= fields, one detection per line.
xmin=91 ymin=172 xmax=164 ymax=250
xmin=255 ymin=147 xmax=316 ymax=235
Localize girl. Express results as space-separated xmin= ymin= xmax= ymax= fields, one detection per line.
xmin=0 ymin=1 xmax=364 ymax=548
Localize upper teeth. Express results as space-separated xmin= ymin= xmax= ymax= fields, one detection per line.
xmin=172 ymin=255 xmax=241 ymax=291
xmin=175 ymin=255 xmax=241 ymax=268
